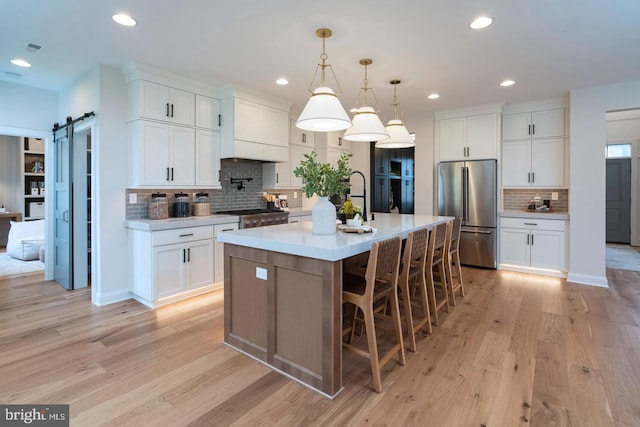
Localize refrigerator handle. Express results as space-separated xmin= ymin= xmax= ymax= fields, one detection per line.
xmin=462 ymin=166 xmax=469 ymax=222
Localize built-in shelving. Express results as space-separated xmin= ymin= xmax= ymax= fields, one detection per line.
xmin=21 ymin=137 xmax=45 ymax=221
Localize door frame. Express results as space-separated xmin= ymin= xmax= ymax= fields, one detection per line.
xmin=606 ymin=138 xmax=639 ymax=246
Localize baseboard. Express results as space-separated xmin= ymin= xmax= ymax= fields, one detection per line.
xmin=93 ymin=289 xmax=133 ymax=306
xmin=566 ymin=272 xmax=609 ymax=288
xmin=498 ymin=264 xmax=567 ymax=278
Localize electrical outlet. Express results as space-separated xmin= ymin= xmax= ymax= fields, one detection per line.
xmin=294 ymin=192 xmax=298 ymax=199
xmin=256 ymin=267 xmax=267 ymax=281
xmin=551 ymin=192 xmax=558 ymax=201
xmin=128 ymin=193 xmax=137 ymax=204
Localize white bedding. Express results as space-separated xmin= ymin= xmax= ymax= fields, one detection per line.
xmin=6 ymin=220 xmax=45 ymax=261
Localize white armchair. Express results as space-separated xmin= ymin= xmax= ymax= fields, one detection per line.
xmin=6 ymin=220 xmax=45 ymax=261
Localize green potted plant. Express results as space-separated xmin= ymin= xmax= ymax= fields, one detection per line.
xmin=293 ymin=150 xmax=352 ymax=234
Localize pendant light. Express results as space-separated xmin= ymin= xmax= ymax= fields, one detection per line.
xmin=296 ymin=28 xmax=352 ymax=132
xmin=343 ymin=58 xmax=390 ymax=142
xmin=376 ymin=80 xmax=414 ymax=148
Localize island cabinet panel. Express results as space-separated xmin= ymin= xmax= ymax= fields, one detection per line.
xmin=224 ymin=243 xmax=342 ymax=397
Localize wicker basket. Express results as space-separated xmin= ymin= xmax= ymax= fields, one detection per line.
xmin=193 ymin=202 xmax=210 ymax=216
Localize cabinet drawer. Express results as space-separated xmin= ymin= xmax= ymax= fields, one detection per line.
xmin=152 ymin=226 xmax=214 ymax=246
xmin=500 ymin=217 xmax=566 ymax=231
xmin=214 ymin=223 xmax=238 ymax=237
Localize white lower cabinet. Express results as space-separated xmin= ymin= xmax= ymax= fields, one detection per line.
xmin=130 ymin=225 xmax=215 ymax=307
xmin=499 ymin=217 xmax=567 ymax=275
xmin=214 ymin=223 xmax=238 ymax=285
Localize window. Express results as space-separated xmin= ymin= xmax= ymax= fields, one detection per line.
xmin=606 ymin=143 xmax=631 ymax=158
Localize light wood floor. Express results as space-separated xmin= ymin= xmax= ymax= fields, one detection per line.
xmin=1 ymin=267 xmax=639 ymax=426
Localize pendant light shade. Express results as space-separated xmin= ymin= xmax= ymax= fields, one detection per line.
xmin=343 ymin=58 xmax=389 ymax=142
xmin=296 ymin=86 xmax=352 ymax=131
xmin=344 ymin=106 xmax=390 ymax=141
xmin=376 ymin=79 xmax=414 ymax=148
xmin=296 ymin=28 xmax=351 ymax=132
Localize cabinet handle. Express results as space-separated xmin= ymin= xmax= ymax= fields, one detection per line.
xmin=218 ymin=170 xmax=221 ymax=182
xmin=531 ymin=172 xmax=535 ymax=183
xmin=182 ymin=249 xmax=186 ymax=263
xmin=187 ymin=248 xmax=191 ymax=262
xmin=528 ymin=124 xmax=531 ymax=135
xmin=170 ymin=104 xmax=174 ymax=118
xmin=528 ymin=172 xmax=531 ymax=183
xmin=302 ymin=133 xmax=306 ymax=143
xmin=531 ymin=234 xmax=534 ymax=245
xmin=166 ymin=103 xmax=170 ymax=117
xmin=532 ymin=124 xmax=535 ymax=135
xmin=527 ymin=234 xmax=529 ymax=245
xmin=338 ymin=137 xmax=342 ymax=146
xmin=166 ymin=167 xmax=170 ymax=181
xmin=179 ymin=233 xmax=195 ymax=237
xmin=171 ymin=168 xmax=174 ymax=181
xmin=222 ymin=228 xmax=234 ymax=232
xmin=524 ymin=223 xmax=537 ymax=226
xmin=218 ymin=114 xmax=221 ymax=127
xmin=276 ymin=173 xmax=279 ymax=183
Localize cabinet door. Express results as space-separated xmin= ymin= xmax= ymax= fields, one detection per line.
xmin=263 ymin=107 xmax=289 ymax=147
xmin=290 ymin=119 xmax=314 ymax=147
xmin=401 ymin=178 xmax=414 ymax=214
xmin=234 ymin=98 xmax=263 ymax=143
xmin=502 ymin=113 xmax=531 ymax=141
xmin=373 ymin=176 xmax=390 ymax=213
xmin=214 ymin=223 xmax=238 ymax=284
xmin=327 ymin=131 xmax=349 ymax=150
xmin=326 ymin=147 xmax=349 ymax=167
xmin=195 ymin=94 xmax=221 ymax=130
xmin=401 ymin=151 xmax=414 ymax=177
xmin=466 ymin=114 xmax=498 ymax=159
xmin=168 ymin=88 xmax=195 ymax=126
xmin=290 ymin=145 xmax=313 ymax=188
xmin=501 ymin=140 xmax=532 ymax=187
xmin=137 ymin=121 xmax=171 ymax=186
xmin=499 ymin=228 xmax=530 ymax=267
xmin=195 ymin=129 xmax=221 ymax=187
xmin=438 ymin=117 xmax=466 ymax=161
xmin=263 ymin=160 xmax=291 ymax=188
xmin=185 ymin=239 xmax=214 ymax=290
xmin=530 ymin=230 xmax=564 ymax=270
xmin=138 ymin=81 xmax=170 ymax=122
xmin=531 ymin=138 xmax=564 ymax=187
xmin=169 ymin=126 xmax=195 ymax=186
xmin=374 ymin=147 xmax=390 ymax=175
xmin=153 ymin=243 xmax=186 ymax=298
xmin=531 ymin=109 xmax=564 ymax=139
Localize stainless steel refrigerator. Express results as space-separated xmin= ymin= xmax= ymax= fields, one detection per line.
xmin=437 ymin=159 xmax=497 ymax=268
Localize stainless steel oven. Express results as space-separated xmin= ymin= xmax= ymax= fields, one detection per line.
xmin=216 ymin=209 xmax=289 ymax=229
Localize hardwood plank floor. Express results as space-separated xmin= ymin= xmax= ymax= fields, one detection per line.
xmin=1 ymin=267 xmax=639 ymax=426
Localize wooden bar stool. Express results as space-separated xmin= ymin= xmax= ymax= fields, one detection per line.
xmin=445 ymin=217 xmax=465 ymax=306
xmin=342 ymin=236 xmax=405 ymax=393
xmin=425 ymin=222 xmax=449 ymax=326
xmin=398 ymin=227 xmax=432 ymax=352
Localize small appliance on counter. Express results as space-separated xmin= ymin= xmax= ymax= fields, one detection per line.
xmin=148 ymin=193 xmax=169 ymax=220
xmin=193 ymin=192 xmax=211 ymax=216
xmin=173 ymin=193 xmax=190 ymax=218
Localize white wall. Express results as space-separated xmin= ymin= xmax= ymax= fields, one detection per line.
xmin=0 ymin=136 xmax=21 ymax=212
xmin=569 ymin=79 xmax=640 ymax=287
xmin=408 ymin=112 xmax=435 ymax=215
xmin=59 ymin=64 xmax=129 ymax=305
xmin=0 ymin=81 xmax=58 ymax=131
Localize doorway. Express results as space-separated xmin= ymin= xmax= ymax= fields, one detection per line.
xmin=606 ymin=156 xmax=631 ymax=243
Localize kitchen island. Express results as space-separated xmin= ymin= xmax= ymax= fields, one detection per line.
xmin=217 ymin=213 xmax=451 ymax=397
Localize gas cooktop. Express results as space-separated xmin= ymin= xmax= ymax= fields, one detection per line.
xmin=216 ymin=209 xmax=284 ymax=215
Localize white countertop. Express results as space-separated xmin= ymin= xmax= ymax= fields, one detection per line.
xmin=287 ymin=208 xmax=312 ymax=217
xmin=217 ymin=213 xmax=452 ymax=262
xmin=499 ymin=210 xmax=569 ymax=220
xmin=125 ymin=214 xmax=240 ymax=231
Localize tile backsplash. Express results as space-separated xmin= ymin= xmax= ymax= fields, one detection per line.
xmin=126 ymin=159 xmax=302 ymax=219
xmin=502 ymin=188 xmax=569 ymax=212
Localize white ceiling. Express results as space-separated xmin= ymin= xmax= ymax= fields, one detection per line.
xmin=2 ymin=0 xmax=640 ymax=121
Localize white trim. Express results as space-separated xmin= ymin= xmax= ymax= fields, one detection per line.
xmin=434 ymin=102 xmax=504 ymax=121
xmin=93 ymin=289 xmax=133 ymax=306
xmin=566 ymin=272 xmax=609 ymax=288
xmin=498 ymin=264 xmax=567 ymax=278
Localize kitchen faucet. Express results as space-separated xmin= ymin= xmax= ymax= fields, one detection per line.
xmin=347 ymin=170 xmax=367 ymax=222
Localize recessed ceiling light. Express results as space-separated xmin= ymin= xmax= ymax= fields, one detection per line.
xmin=10 ymin=58 xmax=31 ymax=68
xmin=427 ymin=93 xmax=440 ymax=100
xmin=469 ymin=16 xmax=493 ymax=30
xmin=112 ymin=14 xmax=137 ymax=27
xmin=276 ymin=78 xmax=289 ymax=85
xmin=500 ymin=79 xmax=516 ymax=87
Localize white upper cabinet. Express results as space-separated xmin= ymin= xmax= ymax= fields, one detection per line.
xmin=263 ymin=106 xmax=289 ymax=148
xmin=289 ymin=119 xmax=314 ymax=147
xmin=129 ymin=80 xmax=195 ymax=126
xmin=195 ymin=129 xmax=221 ymax=188
xmin=501 ymin=104 xmax=566 ymax=188
xmin=437 ymin=112 xmax=499 ymax=161
xmin=502 ymin=108 xmax=564 ymax=141
xmin=195 ymin=94 xmax=221 ymax=131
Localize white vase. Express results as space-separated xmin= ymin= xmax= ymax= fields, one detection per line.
xmin=312 ymin=196 xmax=337 ymax=235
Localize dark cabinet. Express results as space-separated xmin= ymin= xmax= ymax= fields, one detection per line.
xmin=371 ymin=145 xmax=414 ymax=214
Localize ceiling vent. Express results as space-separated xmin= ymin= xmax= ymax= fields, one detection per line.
xmin=26 ymin=43 xmax=41 ymax=52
